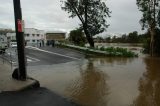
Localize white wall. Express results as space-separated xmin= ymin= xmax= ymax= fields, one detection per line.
xmin=6 ymin=28 xmax=46 ymax=47
xmin=0 ymin=34 xmax=8 ymax=48
xmin=6 ymin=33 xmax=16 ymax=41
xmin=24 ymin=28 xmax=46 ymax=47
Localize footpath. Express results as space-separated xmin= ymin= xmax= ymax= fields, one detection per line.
xmin=0 ymin=57 xmax=78 ymax=106
xmin=0 ymin=58 xmax=39 ymax=92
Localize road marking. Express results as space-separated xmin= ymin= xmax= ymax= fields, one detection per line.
xmin=26 ymin=46 xmax=81 ymax=60
xmin=27 ymin=59 xmax=32 ymax=62
xmin=26 ymin=56 xmax=40 ymax=62
xmin=11 ymin=61 xmax=17 ymax=64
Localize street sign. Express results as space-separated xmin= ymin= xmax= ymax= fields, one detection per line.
xmin=17 ymin=19 xmax=22 ymax=32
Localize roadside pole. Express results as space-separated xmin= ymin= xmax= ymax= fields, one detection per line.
xmin=13 ymin=0 xmax=27 ymax=80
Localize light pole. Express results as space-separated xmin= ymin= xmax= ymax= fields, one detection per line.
xmin=13 ymin=0 xmax=27 ymax=80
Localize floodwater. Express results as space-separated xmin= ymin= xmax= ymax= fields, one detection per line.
xmin=28 ymin=55 xmax=160 ymax=106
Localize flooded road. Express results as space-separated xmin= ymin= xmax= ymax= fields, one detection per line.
xmin=28 ymin=56 xmax=160 ymax=106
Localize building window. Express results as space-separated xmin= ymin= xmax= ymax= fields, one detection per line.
xmin=32 ymin=40 xmax=35 ymax=42
xmin=26 ymin=40 xmax=30 ymax=42
xmin=37 ymin=40 xmax=39 ymax=42
xmin=32 ymin=34 xmax=35 ymax=37
xmin=37 ymin=34 xmax=39 ymax=37
xmin=26 ymin=34 xmax=29 ymax=37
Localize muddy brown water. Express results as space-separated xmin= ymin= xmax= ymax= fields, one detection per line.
xmin=28 ymin=56 xmax=160 ymax=106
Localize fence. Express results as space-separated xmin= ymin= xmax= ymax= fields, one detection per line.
xmin=0 ymin=49 xmax=18 ymax=71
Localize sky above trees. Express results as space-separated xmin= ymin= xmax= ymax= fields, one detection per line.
xmin=0 ymin=0 xmax=145 ymax=34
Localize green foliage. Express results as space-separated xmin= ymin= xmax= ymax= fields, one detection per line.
xmin=99 ymin=46 xmax=105 ymax=51
xmin=61 ymin=0 xmax=111 ymax=47
xmin=97 ymin=31 xmax=147 ymax=43
xmin=137 ymin=0 xmax=160 ymax=56
xmin=69 ymin=29 xmax=86 ymax=46
xmin=143 ymin=28 xmax=160 ymax=56
xmin=98 ymin=47 xmax=138 ymax=57
xmin=136 ymin=0 xmax=160 ymax=29
xmin=154 ymin=29 xmax=160 ymax=55
xmin=57 ymin=43 xmax=138 ymax=57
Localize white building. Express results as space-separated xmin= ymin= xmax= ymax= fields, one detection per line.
xmin=24 ymin=28 xmax=46 ymax=46
xmin=0 ymin=34 xmax=8 ymax=42
xmin=7 ymin=28 xmax=46 ymax=47
xmin=0 ymin=34 xmax=8 ymax=49
xmin=6 ymin=33 xmax=16 ymax=41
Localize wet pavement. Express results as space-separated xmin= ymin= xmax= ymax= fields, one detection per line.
xmin=26 ymin=55 xmax=160 ymax=106
xmin=2 ymin=47 xmax=85 ymax=66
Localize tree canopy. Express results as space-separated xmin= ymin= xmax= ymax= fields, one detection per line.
xmin=61 ymin=0 xmax=111 ymax=47
xmin=137 ymin=0 xmax=160 ymax=29
xmin=69 ymin=28 xmax=86 ymax=46
xmin=137 ymin=0 xmax=160 ymax=56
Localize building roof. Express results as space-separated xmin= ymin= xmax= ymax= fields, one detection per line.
xmin=25 ymin=28 xmax=44 ymax=31
xmin=46 ymin=31 xmax=66 ymax=34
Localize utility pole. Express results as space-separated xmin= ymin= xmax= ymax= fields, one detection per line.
xmin=13 ymin=0 xmax=27 ymax=80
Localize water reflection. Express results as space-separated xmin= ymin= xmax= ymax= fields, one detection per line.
xmin=65 ymin=60 xmax=109 ymax=106
xmin=132 ymin=57 xmax=160 ymax=106
xmin=91 ymin=57 xmax=134 ymax=66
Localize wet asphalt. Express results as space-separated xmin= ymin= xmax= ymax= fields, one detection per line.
xmin=0 ymin=87 xmax=79 ymax=106
xmin=0 ymin=46 xmax=84 ymax=106
xmin=26 ymin=46 xmax=85 ymax=66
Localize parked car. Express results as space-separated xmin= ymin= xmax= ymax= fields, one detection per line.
xmin=10 ymin=42 xmax=17 ymax=48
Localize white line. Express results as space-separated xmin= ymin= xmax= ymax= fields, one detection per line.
xmin=27 ymin=59 xmax=32 ymax=62
xmin=26 ymin=46 xmax=81 ymax=60
xmin=11 ymin=61 xmax=17 ymax=64
xmin=26 ymin=56 xmax=40 ymax=62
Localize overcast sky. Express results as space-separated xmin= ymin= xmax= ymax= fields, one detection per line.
xmin=0 ymin=0 xmax=145 ymax=35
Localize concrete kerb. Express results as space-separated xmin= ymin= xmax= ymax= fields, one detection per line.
xmin=20 ymin=77 xmax=40 ymax=91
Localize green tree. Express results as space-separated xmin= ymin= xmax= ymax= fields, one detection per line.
xmin=96 ymin=36 xmax=104 ymax=43
xmin=121 ymin=34 xmax=127 ymax=43
xmin=61 ymin=0 xmax=111 ymax=47
xmin=69 ymin=29 xmax=86 ymax=46
xmin=137 ymin=0 xmax=160 ymax=56
xmin=105 ymin=36 xmax=111 ymax=43
xmin=128 ymin=31 xmax=139 ymax=43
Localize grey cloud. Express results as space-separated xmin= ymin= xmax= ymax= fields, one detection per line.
xmin=0 ymin=0 xmax=144 ymax=34
xmin=107 ymin=0 xmax=144 ymax=34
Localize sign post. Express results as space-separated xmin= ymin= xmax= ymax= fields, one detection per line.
xmin=13 ymin=0 xmax=27 ymax=80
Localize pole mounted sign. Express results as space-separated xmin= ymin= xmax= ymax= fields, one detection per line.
xmin=17 ymin=19 xmax=22 ymax=32
xmin=17 ymin=19 xmax=24 ymax=32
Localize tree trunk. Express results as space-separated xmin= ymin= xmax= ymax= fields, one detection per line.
xmin=83 ymin=29 xmax=94 ymax=48
xmin=150 ymin=28 xmax=155 ymax=56
xmin=86 ymin=35 xmax=94 ymax=48
xmin=83 ymin=0 xmax=94 ymax=48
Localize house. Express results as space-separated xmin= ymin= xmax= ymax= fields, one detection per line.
xmin=6 ymin=33 xmax=16 ymax=42
xmin=0 ymin=34 xmax=8 ymax=50
xmin=46 ymin=31 xmax=66 ymax=45
xmin=7 ymin=28 xmax=46 ymax=47
xmin=24 ymin=28 xmax=46 ymax=47
xmin=6 ymin=29 xmax=66 ymax=47
xmin=0 ymin=29 xmax=14 ymax=49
